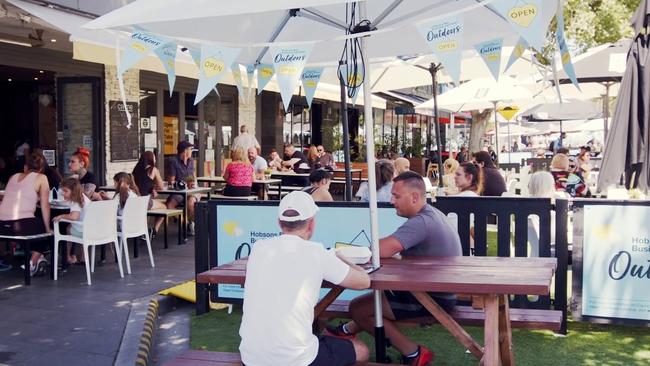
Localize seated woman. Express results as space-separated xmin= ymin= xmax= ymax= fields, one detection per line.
xmin=68 ymin=147 xmax=98 ymax=200
xmin=442 ymin=158 xmax=460 ymax=195
xmin=99 ymin=172 xmax=140 ymax=216
xmin=131 ymin=151 xmax=166 ymax=210
xmin=302 ymin=169 xmax=334 ymax=202
xmin=223 ymin=147 xmax=253 ymax=197
xmin=453 ymin=162 xmax=483 ymax=197
xmin=473 ymin=151 xmax=506 ymax=196
xmin=355 ymin=159 xmax=394 ymax=202
xmin=54 ymin=177 xmax=91 ymax=265
xmin=526 ymin=171 xmax=562 ymax=257
xmin=306 ymin=145 xmax=320 ymax=171
xmin=550 ymin=153 xmax=589 ymax=197
xmin=0 ymin=153 xmax=51 ymax=276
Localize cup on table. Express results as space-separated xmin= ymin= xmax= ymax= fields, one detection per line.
xmin=162 ymin=182 xmax=169 ymax=190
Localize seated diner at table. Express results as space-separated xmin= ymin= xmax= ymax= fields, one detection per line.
xmin=239 ymin=191 xmax=370 ymax=366
xmin=158 ymin=141 xmax=198 ymax=237
xmin=453 ymin=162 xmax=482 ymax=196
xmin=131 ymin=151 xmax=167 ymax=210
xmin=327 ymin=171 xmax=462 ymax=365
xmin=472 ymin=151 xmax=506 ymax=196
xmin=0 ymin=152 xmax=51 ymax=276
xmin=68 ymin=147 xmax=98 ymax=200
xmin=355 ymin=159 xmax=394 ymax=203
xmin=223 ymin=147 xmax=254 ymax=197
xmin=301 ymin=169 xmax=334 ymax=202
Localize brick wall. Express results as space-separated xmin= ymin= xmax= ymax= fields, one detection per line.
xmin=104 ymin=66 xmax=140 ymax=182
xmin=59 ymin=82 xmax=94 ymax=175
xmin=238 ymin=94 xmax=257 ymax=138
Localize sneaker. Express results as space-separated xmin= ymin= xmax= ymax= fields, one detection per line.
xmin=20 ymin=262 xmax=37 ymax=277
xmin=0 ymin=260 xmax=11 ymax=272
xmin=324 ymin=323 xmax=355 ymax=340
xmin=188 ymin=222 xmax=195 ymax=237
xmin=402 ymin=345 xmax=434 ymax=366
xmin=34 ymin=256 xmax=48 ymax=277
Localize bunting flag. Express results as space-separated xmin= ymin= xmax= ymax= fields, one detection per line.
xmin=118 ymin=29 xmax=169 ymax=75
xmin=417 ymin=15 xmax=465 ymax=84
xmin=194 ymin=44 xmax=241 ymax=105
xmin=338 ymin=64 xmax=364 ymax=106
xmin=492 ymin=0 xmax=546 ymax=51
xmin=474 ymin=38 xmax=503 ymax=81
xmin=301 ymin=67 xmax=323 ymax=109
xmin=504 ymin=37 xmax=529 ymax=72
xmin=232 ymin=63 xmax=244 ymax=100
xmin=270 ymin=45 xmax=312 ymax=111
xmin=246 ymin=64 xmax=256 ymax=104
xmin=154 ymin=43 xmax=177 ymax=96
xmin=188 ymin=47 xmax=201 ymax=67
xmin=256 ymin=63 xmax=275 ymax=94
xmin=555 ymin=2 xmax=580 ymax=91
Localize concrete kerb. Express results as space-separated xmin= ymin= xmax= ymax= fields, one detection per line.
xmin=115 ymin=293 xmax=188 ymax=366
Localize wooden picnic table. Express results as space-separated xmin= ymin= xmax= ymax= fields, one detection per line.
xmin=196 ymin=176 xmax=282 ymax=200
xmin=197 ymin=256 xmax=556 ymax=366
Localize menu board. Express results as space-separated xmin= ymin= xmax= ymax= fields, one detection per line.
xmin=109 ymin=101 xmax=140 ymax=161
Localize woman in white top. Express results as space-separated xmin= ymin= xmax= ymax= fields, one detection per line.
xmin=453 ymin=162 xmax=483 ymax=197
xmin=356 ymin=159 xmax=394 ymax=202
xmin=99 ymin=172 xmax=140 ymax=216
xmin=53 ymin=177 xmax=91 ymax=264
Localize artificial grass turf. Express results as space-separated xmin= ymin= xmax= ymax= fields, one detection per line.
xmin=190 ymin=308 xmax=650 ymax=365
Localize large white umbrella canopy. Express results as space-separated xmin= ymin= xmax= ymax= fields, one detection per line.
xmin=520 ymin=99 xmax=602 ymax=121
xmin=415 ymin=76 xmax=535 ymax=113
xmin=554 ymin=38 xmax=629 ymax=84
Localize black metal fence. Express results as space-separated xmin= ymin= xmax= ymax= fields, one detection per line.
xmin=195 ymin=197 xmax=569 ymax=333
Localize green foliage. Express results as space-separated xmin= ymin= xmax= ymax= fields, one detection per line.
xmin=564 ymin=0 xmax=641 ymax=49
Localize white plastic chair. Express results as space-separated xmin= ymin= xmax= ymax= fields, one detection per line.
xmin=54 ymin=200 xmax=124 ymax=285
xmin=118 ymin=195 xmax=154 ymax=274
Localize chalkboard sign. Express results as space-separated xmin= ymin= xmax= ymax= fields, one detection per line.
xmin=109 ymin=101 xmax=140 ymax=161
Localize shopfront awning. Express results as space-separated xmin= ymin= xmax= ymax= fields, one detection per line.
xmin=7 ymin=0 xmax=386 ymax=109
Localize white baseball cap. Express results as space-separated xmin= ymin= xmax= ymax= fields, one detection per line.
xmin=278 ymin=191 xmax=319 ymax=222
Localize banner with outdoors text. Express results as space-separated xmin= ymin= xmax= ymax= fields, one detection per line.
xmin=256 ymin=63 xmax=274 ymax=94
xmin=301 ymin=67 xmax=324 ymax=109
xmin=492 ymin=0 xmax=546 ymax=51
xmin=555 ymin=2 xmax=580 ymax=90
xmin=417 ymin=15 xmax=464 ymax=85
xmin=154 ymin=42 xmax=177 ymax=96
xmin=194 ymin=44 xmax=241 ymax=105
xmin=505 ymin=37 xmax=529 ymax=72
xmin=474 ymin=38 xmax=503 ymax=81
xmin=118 ymin=29 xmax=169 ymax=75
xmin=271 ymin=45 xmax=312 ymax=111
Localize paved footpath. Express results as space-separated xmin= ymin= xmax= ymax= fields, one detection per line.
xmin=0 ymin=233 xmax=195 ymax=366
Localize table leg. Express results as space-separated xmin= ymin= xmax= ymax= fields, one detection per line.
xmin=178 ymin=213 xmax=182 ymax=245
xmin=278 ymin=181 xmax=283 ymax=200
xmin=23 ymin=241 xmax=31 ymax=286
xmin=163 ymin=217 xmax=168 ymax=249
xmin=411 ymin=291 xmax=483 ymax=359
xmin=49 ymin=239 xmax=55 ymax=280
xmin=482 ymin=294 xmax=501 ymax=366
xmin=183 ymin=193 xmax=188 ymax=242
xmin=498 ymin=295 xmax=515 ymax=366
xmin=312 ymin=287 xmax=344 ymax=334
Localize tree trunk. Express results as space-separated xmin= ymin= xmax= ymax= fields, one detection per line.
xmin=469 ymin=109 xmax=492 ymax=154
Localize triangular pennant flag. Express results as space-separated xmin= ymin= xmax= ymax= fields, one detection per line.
xmin=245 ymin=64 xmax=255 ymax=104
xmin=154 ymin=42 xmax=177 ymax=97
xmin=555 ymin=3 xmax=580 ymax=91
xmin=504 ymin=37 xmax=529 ymax=72
xmin=194 ymin=44 xmax=241 ymax=105
xmin=256 ymin=63 xmax=274 ymax=95
xmin=118 ymin=30 xmax=170 ymax=75
xmin=338 ymin=64 xmax=364 ymax=106
xmin=270 ymin=45 xmax=312 ymax=111
xmin=189 ymin=47 xmax=201 ymax=67
xmin=232 ymin=63 xmax=244 ymax=100
xmin=301 ymin=67 xmax=323 ymax=109
xmin=474 ymin=38 xmax=503 ymax=81
xmin=491 ymin=0 xmax=546 ymax=51
xmin=417 ymin=15 xmax=464 ymax=84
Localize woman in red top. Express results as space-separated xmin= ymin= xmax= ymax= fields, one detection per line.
xmin=224 ymin=147 xmax=254 ymax=197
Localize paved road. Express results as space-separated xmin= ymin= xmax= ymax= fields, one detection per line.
xmin=0 ymin=231 xmax=194 ymax=366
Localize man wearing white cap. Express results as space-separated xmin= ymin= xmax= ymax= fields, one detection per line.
xmin=239 ymin=191 xmax=371 ymax=366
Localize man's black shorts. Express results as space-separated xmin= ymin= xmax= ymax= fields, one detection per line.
xmin=309 ymin=335 xmax=356 ymax=366
xmin=386 ymin=290 xmax=457 ymax=320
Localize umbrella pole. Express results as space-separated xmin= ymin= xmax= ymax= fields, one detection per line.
xmin=507 ymin=121 xmax=511 ymax=163
xmin=339 ymin=61 xmax=354 ymax=201
xmin=604 ymin=82 xmax=611 ymax=141
xmin=429 ymin=63 xmax=444 ymax=187
xmin=359 ymin=3 xmax=384 ymax=362
xmin=493 ymin=101 xmax=500 ymax=166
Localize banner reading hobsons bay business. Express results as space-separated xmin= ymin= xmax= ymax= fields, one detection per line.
xmin=582 ymin=205 xmax=650 ymax=321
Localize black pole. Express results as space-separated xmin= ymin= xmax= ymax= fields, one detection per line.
xmin=339 ymin=61 xmax=353 ymax=201
xmin=429 ymin=63 xmax=444 ymax=188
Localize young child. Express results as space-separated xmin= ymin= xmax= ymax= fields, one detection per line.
xmin=99 ymin=172 xmax=140 ymax=216
xmin=53 ymin=178 xmax=90 ymax=264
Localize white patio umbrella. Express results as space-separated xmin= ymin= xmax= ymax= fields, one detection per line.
xmin=86 ymin=1 xmax=558 ymax=360
xmin=520 ymin=99 xmax=603 ymax=133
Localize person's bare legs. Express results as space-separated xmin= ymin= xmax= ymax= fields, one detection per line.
xmin=153 ymin=197 xmax=179 ymax=232
xmin=344 ymin=292 xmax=419 ymax=356
xmin=350 ymin=337 xmax=369 ymax=362
xmin=187 ymin=196 xmax=197 ymax=222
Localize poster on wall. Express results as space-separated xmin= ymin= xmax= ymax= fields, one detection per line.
xmin=582 ymin=205 xmax=650 ymax=321
xmin=163 ymin=116 xmax=179 ymax=155
xmin=214 ymin=204 xmax=406 ymax=302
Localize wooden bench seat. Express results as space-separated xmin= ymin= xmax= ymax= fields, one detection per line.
xmin=321 ymin=300 xmax=562 ymax=332
xmin=163 ymin=350 xmax=383 ymax=366
xmin=147 ymin=209 xmax=183 ymax=248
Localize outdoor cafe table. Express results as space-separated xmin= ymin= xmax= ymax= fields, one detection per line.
xmin=196 ymin=176 xmax=282 ymax=200
xmin=197 ymin=256 xmax=557 ymax=366
xmin=99 ymin=186 xmax=212 ymax=240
